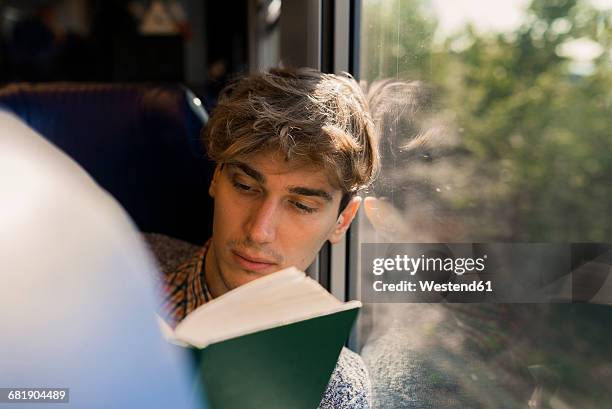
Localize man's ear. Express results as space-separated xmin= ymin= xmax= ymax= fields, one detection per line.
xmin=208 ymin=164 xmax=223 ymax=198
xmin=328 ymin=196 xmax=362 ymax=244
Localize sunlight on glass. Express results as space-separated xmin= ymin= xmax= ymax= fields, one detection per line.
xmin=361 ymin=0 xmax=612 ymax=242
xmin=357 ymin=1 xmax=612 ymax=408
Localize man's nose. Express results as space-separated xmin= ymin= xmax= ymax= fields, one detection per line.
xmin=244 ymin=199 xmax=278 ymax=244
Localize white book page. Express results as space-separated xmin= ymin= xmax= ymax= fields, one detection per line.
xmin=156 ymin=315 xmax=189 ymax=347
xmin=174 ymin=267 xmax=361 ymax=348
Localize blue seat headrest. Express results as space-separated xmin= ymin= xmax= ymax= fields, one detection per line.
xmin=0 ymin=83 xmax=215 ymax=244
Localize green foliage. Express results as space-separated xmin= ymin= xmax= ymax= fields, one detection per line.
xmin=361 ymin=0 xmax=437 ymax=81
xmin=363 ymin=0 xmax=612 ymax=241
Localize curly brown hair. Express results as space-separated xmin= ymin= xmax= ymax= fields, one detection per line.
xmin=202 ymin=67 xmax=379 ymax=211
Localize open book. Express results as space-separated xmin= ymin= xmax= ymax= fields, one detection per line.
xmin=159 ymin=267 xmax=361 ymax=409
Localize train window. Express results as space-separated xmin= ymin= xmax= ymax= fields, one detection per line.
xmin=351 ymin=0 xmax=612 ymax=408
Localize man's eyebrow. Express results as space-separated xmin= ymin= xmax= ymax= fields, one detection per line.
xmin=288 ymin=186 xmax=333 ymax=202
xmin=228 ymin=162 xmax=266 ymax=184
xmin=228 ymin=162 xmax=333 ymax=201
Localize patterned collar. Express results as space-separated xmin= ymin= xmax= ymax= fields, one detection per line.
xmin=159 ymin=239 xmax=213 ymax=327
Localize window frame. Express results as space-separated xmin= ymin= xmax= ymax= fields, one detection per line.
xmin=276 ymin=2 xmax=363 ymax=348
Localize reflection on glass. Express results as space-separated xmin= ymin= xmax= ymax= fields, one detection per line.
xmin=357 ymin=0 xmax=612 ymax=408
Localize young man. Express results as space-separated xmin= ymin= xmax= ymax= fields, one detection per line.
xmin=147 ymin=67 xmax=379 ymax=409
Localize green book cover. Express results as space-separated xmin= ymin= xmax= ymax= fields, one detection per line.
xmin=160 ymin=267 xmax=361 ymax=409
xmin=195 ymin=307 xmax=359 ymax=409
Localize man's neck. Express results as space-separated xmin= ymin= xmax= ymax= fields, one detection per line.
xmin=204 ymin=241 xmax=229 ymax=298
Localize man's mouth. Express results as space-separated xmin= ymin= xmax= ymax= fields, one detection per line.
xmin=231 ymin=250 xmax=278 ymax=273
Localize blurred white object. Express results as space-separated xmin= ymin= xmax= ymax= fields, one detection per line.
xmin=0 ymin=111 xmax=204 ymax=409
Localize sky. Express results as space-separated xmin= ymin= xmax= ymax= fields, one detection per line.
xmin=430 ymin=0 xmax=612 ymax=39
xmin=428 ymin=0 xmax=611 ymax=65
xmin=430 ymin=0 xmax=530 ymax=40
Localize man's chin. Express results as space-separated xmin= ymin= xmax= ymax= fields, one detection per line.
xmin=237 ymin=264 xmax=282 ymax=279
xmin=220 ymin=266 xmax=276 ymax=291
xmin=223 ymin=266 xmax=285 ymax=290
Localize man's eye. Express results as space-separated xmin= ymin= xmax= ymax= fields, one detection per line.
xmin=292 ymin=201 xmax=317 ymax=214
xmin=233 ymin=181 xmax=254 ymax=192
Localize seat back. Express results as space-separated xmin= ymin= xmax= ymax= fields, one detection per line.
xmin=0 ymin=83 xmax=214 ymax=244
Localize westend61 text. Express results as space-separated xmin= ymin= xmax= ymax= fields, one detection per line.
xmin=373 ymin=280 xmax=493 ymax=293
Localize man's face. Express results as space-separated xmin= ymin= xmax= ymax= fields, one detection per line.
xmin=206 ymin=151 xmax=359 ymax=295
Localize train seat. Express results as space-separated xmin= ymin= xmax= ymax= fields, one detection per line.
xmin=0 ymin=82 xmax=214 ymax=244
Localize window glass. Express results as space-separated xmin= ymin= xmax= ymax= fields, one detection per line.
xmin=356 ymin=0 xmax=612 ymax=407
